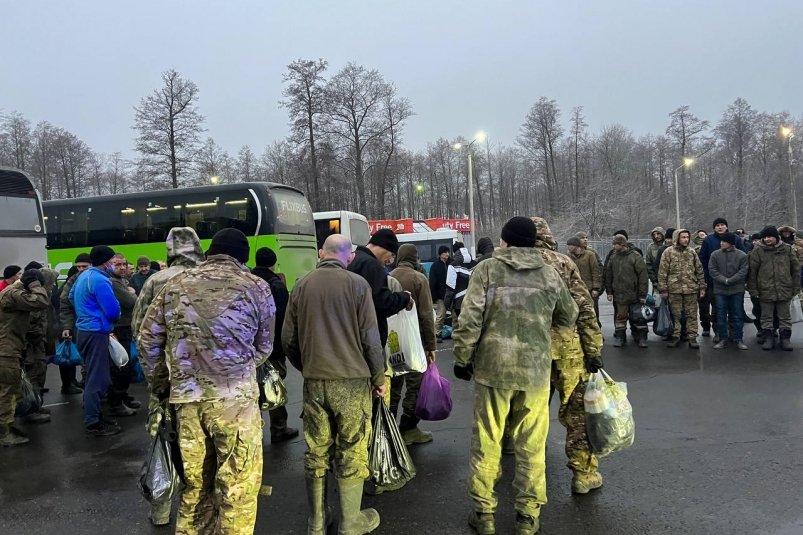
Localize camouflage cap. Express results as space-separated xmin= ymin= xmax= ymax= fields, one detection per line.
xmin=165 ymin=227 xmax=204 ymax=267
xmin=531 ymin=217 xmax=557 ymax=251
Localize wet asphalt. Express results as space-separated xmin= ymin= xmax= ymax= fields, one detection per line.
xmin=1 ymin=300 xmax=802 ymax=535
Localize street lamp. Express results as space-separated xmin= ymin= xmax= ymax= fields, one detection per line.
xmin=210 ymin=175 xmax=221 ymax=185
xmin=673 ymin=157 xmax=694 ymax=229
xmin=453 ymin=132 xmax=485 ymax=253
xmin=782 ymin=127 xmax=797 ymax=228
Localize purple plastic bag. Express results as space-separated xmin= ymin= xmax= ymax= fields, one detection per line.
xmin=415 ymin=362 xmax=453 ymax=421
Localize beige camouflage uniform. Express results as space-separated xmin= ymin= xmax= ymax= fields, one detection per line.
xmin=657 ymin=229 xmax=706 ymax=340
xmin=137 ymin=253 xmax=275 ymax=535
xmin=531 ymin=218 xmax=604 ymax=484
xmin=454 ymin=246 xmax=578 ymax=521
xmin=131 ymin=227 xmax=204 ymax=525
xmin=24 ymin=269 xmax=59 ymax=392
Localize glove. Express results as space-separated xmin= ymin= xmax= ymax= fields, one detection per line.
xmin=21 ymin=269 xmax=45 ymax=291
xmin=453 ymin=363 xmax=474 ymax=381
xmin=584 ymin=354 xmax=604 ymax=373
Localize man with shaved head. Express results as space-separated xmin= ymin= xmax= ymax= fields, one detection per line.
xmin=284 ymin=233 xmax=386 ymax=535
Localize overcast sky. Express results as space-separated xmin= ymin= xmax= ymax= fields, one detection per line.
xmin=4 ymin=1 xmax=801 ymax=159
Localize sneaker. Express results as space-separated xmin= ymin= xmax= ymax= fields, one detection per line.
xmin=24 ymin=411 xmax=51 ymax=424
xmin=736 ymin=340 xmax=749 ymax=350
xmin=402 ymin=427 xmax=433 ymax=446
xmin=468 ymin=511 xmax=496 ymax=535
xmin=515 ymin=513 xmax=539 ymax=535
xmin=123 ymin=396 xmax=142 ymax=409
xmin=108 ymin=404 xmax=137 ymax=417
xmin=270 ymin=427 xmax=299 ymax=444
xmin=61 ymin=385 xmax=83 ymax=395
xmin=666 ymin=338 xmax=681 ymax=348
xmin=85 ymin=421 xmax=121 ymax=437
xmin=571 ymin=471 xmax=604 ymax=494
xmin=702 ymin=330 xmax=711 ymax=337
xmin=688 ymin=340 xmax=700 ymax=349
xmin=713 ymin=340 xmax=727 ymax=349
xmin=0 ymin=427 xmax=29 ymax=447
xmin=713 ymin=334 xmax=721 ymax=344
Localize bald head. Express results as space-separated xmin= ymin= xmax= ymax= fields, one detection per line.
xmin=320 ymin=234 xmax=354 ymax=266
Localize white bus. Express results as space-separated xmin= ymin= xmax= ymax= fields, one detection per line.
xmin=0 ymin=167 xmax=48 ymax=270
xmin=396 ymin=229 xmax=460 ymax=274
xmin=314 ymin=210 xmax=370 ymax=250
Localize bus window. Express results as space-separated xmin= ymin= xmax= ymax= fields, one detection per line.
xmin=183 ymin=191 xmax=259 ymax=239
xmin=349 ymin=217 xmax=370 ymax=247
xmin=270 ymin=188 xmax=315 ymax=235
xmin=315 ymin=218 xmax=340 ymax=249
xmin=60 ymin=205 xmax=89 ymax=249
xmin=0 ymin=196 xmax=41 ymax=232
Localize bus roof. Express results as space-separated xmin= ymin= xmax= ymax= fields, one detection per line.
xmin=314 ymin=210 xmax=368 ymax=221
xmin=0 ymin=167 xmax=38 ymax=196
xmin=396 ymin=229 xmax=460 ymax=242
xmin=42 ymin=182 xmax=305 ymax=207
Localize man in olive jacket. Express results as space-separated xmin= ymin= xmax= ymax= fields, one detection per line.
xmin=604 ymin=234 xmax=649 ymax=347
xmin=389 ymin=244 xmax=437 ymax=447
xmin=567 ymin=237 xmax=602 ymax=322
xmin=284 ymin=234 xmax=386 ymax=535
xmin=453 ymin=217 xmax=578 ymax=535
xmin=747 ymin=226 xmax=801 ymax=351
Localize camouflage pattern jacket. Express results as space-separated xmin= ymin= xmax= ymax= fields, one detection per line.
xmin=533 ymin=217 xmax=603 ymax=360
xmin=453 ymin=247 xmax=578 ymax=392
xmin=657 ymin=231 xmax=706 ymax=295
xmin=0 ymin=281 xmax=50 ymax=358
xmin=25 ymin=269 xmax=59 ymax=360
xmin=137 ymin=254 xmax=276 ymax=403
xmin=747 ymin=242 xmax=801 ymax=302
xmin=131 ymin=227 xmax=204 ymax=337
xmin=604 ymin=247 xmax=648 ymax=303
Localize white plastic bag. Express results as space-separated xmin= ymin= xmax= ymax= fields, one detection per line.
xmin=584 ymin=370 xmax=635 ymax=456
xmin=385 ymin=303 xmax=427 ymax=375
xmin=791 ymin=296 xmax=803 ymax=324
xmin=109 ymin=336 xmax=130 ymax=367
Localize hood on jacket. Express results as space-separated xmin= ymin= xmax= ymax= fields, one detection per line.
xmin=531 ymin=217 xmax=557 ymax=251
xmin=453 ymin=247 xmax=473 ymax=265
xmin=396 ymin=243 xmax=425 ymax=273
xmin=492 ymin=246 xmax=546 ymax=271
xmin=673 ymin=228 xmax=691 ymax=249
xmin=41 ymin=268 xmax=59 ymax=290
xmin=166 ymin=227 xmax=204 ymax=268
xmin=476 ymin=237 xmax=495 ymax=256
xmin=778 ymin=225 xmax=796 ymax=244
xmin=651 ymin=226 xmax=665 ymax=243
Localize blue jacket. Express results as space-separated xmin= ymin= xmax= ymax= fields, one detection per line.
xmin=68 ymin=267 xmax=121 ymax=333
xmin=698 ymin=233 xmax=746 ymax=286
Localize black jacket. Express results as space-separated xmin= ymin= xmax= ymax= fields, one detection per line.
xmin=348 ymin=246 xmax=411 ymax=346
xmin=251 ymin=266 xmax=289 ymax=361
xmin=429 ymin=258 xmax=448 ymax=301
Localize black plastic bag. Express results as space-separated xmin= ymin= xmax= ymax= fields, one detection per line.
xmin=369 ymin=399 xmax=416 ymax=490
xmin=139 ymin=406 xmax=183 ymax=504
xmin=15 ymin=369 xmax=42 ymax=417
xmin=653 ymin=301 xmax=673 ymax=337
xmin=257 ymin=362 xmax=287 ymax=411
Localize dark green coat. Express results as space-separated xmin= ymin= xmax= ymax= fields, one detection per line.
xmin=747 ymin=243 xmax=801 ymax=301
xmin=604 ymin=248 xmax=648 ymax=304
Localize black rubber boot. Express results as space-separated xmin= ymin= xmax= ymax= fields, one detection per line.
xmin=612 ymin=330 xmax=626 ymax=347
xmin=780 ymin=329 xmax=793 ymax=351
xmin=762 ymin=330 xmax=774 ymax=350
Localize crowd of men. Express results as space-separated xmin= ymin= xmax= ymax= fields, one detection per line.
xmin=0 ymin=213 xmax=798 ymax=535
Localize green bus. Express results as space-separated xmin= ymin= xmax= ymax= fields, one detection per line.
xmin=42 ymin=182 xmax=318 ymax=289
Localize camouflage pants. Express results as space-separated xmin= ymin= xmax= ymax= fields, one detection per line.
xmin=24 ymin=357 xmax=47 ymax=393
xmin=761 ymin=300 xmax=792 ymax=331
xmin=551 ymin=358 xmax=597 ymax=475
xmin=0 ymin=356 xmax=21 ymax=427
xmin=469 ymin=384 xmax=550 ymax=518
xmin=390 ymin=371 xmax=423 ymax=431
xmin=614 ymin=302 xmax=647 ymax=335
xmin=175 ymin=399 xmax=263 ymax=535
xmin=303 ymin=378 xmax=372 ymax=480
xmin=668 ymin=293 xmax=699 ymax=339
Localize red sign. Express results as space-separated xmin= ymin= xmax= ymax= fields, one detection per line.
xmin=368 ymin=219 xmax=414 ymax=234
xmin=424 ymin=218 xmax=472 ymax=232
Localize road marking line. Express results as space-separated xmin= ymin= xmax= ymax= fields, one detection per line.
xmin=43 ymin=402 xmax=70 ymax=408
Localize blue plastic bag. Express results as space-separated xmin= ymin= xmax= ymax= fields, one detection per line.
xmin=54 ymin=340 xmax=82 ymax=366
xmin=441 ymin=325 xmax=453 ymax=339
xmin=131 ymin=341 xmax=146 ymax=383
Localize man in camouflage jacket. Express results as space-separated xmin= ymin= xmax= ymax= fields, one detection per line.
xmin=533 ymin=217 xmax=605 ymax=494
xmin=657 ymin=229 xmax=706 ymax=348
xmin=138 ymin=228 xmax=275 ymax=535
xmin=453 ymin=217 xmax=578 ymax=535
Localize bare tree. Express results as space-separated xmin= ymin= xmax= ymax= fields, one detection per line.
xmin=518 ymin=97 xmax=563 ymax=214
xmin=0 ymin=111 xmax=32 ymax=170
xmin=236 ymin=145 xmax=256 ymax=182
xmin=134 ymin=69 xmax=205 ymax=188
xmin=195 ymin=137 xmax=226 ymax=185
xmin=281 ymin=59 xmax=328 ymax=209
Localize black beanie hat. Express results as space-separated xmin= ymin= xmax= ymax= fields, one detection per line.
xmin=368 ymin=229 xmax=400 ymax=255
xmin=501 ymin=216 xmax=537 ymax=247
xmin=89 ymin=245 xmax=115 ymax=266
xmin=74 ymin=253 xmax=91 ymax=264
xmin=255 ymin=247 xmax=277 ymax=268
xmin=207 ymin=228 xmax=250 ymax=263
xmin=713 ymin=217 xmax=728 ymax=229
xmin=3 ymin=265 xmax=21 ymax=279
xmin=750 ymin=233 xmax=761 ymax=242
xmin=567 ymin=237 xmax=582 ymax=247
xmin=437 ymin=245 xmax=450 ymax=256
xmin=665 ymin=227 xmax=676 ymax=240
xmin=24 ymin=261 xmax=43 ymax=271
xmin=720 ymin=232 xmax=737 ymax=245
xmin=613 ymin=229 xmax=629 ymax=240
xmin=760 ymin=225 xmax=781 ymax=241
xmin=452 ymin=241 xmax=464 ymax=253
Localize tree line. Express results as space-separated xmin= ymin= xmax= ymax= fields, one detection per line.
xmin=1 ymin=61 xmax=800 ymax=240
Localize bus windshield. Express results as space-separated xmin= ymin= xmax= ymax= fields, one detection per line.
xmin=271 ymin=188 xmax=315 ymax=235
xmin=0 ymin=196 xmax=42 ymax=232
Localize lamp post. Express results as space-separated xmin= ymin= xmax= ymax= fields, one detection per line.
xmin=454 ymin=131 xmax=486 ymax=254
xmin=782 ymin=127 xmax=797 ymax=228
xmin=673 ymin=157 xmax=694 ymax=229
